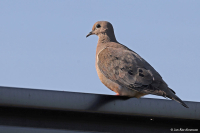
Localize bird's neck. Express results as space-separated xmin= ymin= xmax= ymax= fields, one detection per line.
xmin=98 ymin=33 xmax=117 ymax=43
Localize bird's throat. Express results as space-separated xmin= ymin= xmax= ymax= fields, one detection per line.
xmin=98 ymin=33 xmax=117 ymax=43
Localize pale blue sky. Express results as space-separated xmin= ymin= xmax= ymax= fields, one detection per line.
xmin=0 ymin=0 xmax=199 ymax=102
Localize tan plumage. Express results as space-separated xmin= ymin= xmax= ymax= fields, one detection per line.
xmin=86 ymin=21 xmax=188 ymax=108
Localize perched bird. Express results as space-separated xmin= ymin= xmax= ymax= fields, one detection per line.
xmin=86 ymin=21 xmax=188 ymax=108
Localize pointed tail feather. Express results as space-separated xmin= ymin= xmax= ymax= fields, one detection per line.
xmin=171 ymin=95 xmax=189 ymax=108
xmin=163 ymin=86 xmax=189 ymax=108
xmin=166 ymin=91 xmax=189 ymax=108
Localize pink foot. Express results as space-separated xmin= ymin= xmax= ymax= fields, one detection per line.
xmin=115 ymin=93 xmax=119 ymax=96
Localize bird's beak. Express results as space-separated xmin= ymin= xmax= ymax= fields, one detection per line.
xmin=86 ymin=31 xmax=94 ymax=38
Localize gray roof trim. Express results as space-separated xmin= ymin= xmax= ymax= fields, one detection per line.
xmin=0 ymin=86 xmax=199 ymax=120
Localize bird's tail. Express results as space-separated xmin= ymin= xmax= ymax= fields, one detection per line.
xmin=167 ymin=88 xmax=189 ymax=108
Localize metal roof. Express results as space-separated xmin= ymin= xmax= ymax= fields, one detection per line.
xmin=0 ymin=86 xmax=199 ymax=120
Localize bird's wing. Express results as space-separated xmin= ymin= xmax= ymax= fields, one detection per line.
xmin=97 ymin=47 xmax=163 ymax=94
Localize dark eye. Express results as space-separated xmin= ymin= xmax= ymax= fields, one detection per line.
xmin=96 ymin=24 xmax=101 ymax=28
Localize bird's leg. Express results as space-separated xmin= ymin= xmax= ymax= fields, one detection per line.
xmin=115 ymin=93 xmax=130 ymax=100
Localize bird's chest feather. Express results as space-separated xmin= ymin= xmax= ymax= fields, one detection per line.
xmin=96 ymin=55 xmax=119 ymax=92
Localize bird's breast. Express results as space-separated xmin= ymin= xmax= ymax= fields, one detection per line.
xmin=96 ymin=58 xmax=120 ymax=93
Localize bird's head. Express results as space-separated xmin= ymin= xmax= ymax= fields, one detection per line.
xmin=86 ymin=21 xmax=114 ymax=37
